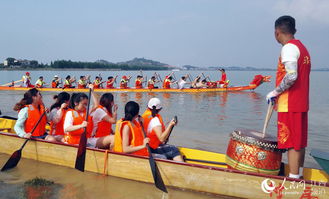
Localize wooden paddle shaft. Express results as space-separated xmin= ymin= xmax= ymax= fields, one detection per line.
xmin=262 ymin=103 xmax=274 ymax=138
xmin=1 ymin=79 xmax=22 ymax=86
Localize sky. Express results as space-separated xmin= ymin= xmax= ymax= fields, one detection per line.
xmin=0 ymin=0 xmax=328 ymax=68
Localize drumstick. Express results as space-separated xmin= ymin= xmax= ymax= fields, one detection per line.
xmin=262 ymin=102 xmax=274 ymax=138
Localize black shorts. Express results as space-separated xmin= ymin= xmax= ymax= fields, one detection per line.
xmin=31 ymin=133 xmax=48 ymax=139
xmin=150 ymin=144 xmax=181 ymax=160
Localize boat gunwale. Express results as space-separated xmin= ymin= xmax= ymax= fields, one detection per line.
xmin=1 ymin=132 xmax=328 ymax=187
xmin=0 ymin=85 xmax=257 ymax=93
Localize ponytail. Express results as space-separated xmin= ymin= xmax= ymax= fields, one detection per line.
xmin=69 ymin=92 xmax=88 ymax=109
xmin=50 ymin=92 xmax=70 ymax=111
xmin=13 ymin=88 xmax=39 ymax=111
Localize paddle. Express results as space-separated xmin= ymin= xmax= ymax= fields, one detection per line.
xmin=138 ymin=117 xmax=168 ymax=193
xmin=1 ymin=79 xmax=23 ymax=87
xmin=202 ymin=73 xmax=211 ymax=82
xmin=1 ymin=111 xmax=46 ymax=172
xmin=155 ymin=72 xmax=162 ymax=83
xmin=183 ymin=157 xmax=227 ymax=166
xmin=75 ymin=88 xmax=92 ymax=172
xmin=262 ymin=102 xmax=274 ymax=138
xmin=164 ymin=116 xmax=177 ymax=145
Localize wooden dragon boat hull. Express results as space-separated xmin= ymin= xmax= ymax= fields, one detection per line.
xmin=0 ymin=132 xmax=328 ymax=199
xmin=0 ymin=85 xmax=259 ymax=93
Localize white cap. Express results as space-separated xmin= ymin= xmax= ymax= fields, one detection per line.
xmin=54 ymin=75 xmax=59 ymax=78
xmin=148 ymin=98 xmax=162 ymax=110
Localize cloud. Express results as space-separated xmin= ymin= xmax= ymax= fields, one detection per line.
xmin=274 ymin=0 xmax=329 ymax=25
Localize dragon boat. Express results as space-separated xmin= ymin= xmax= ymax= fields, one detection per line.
xmin=0 ymin=75 xmax=271 ymax=93
xmin=0 ymin=117 xmax=328 ymax=199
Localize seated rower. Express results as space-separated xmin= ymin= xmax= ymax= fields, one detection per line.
xmin=191 ymin=76 xmax=201 ymax=88
xmin=63 ymin=75 xmax=76 ymax=88
xmin=93 ymin=76 xmax=102 ymax=89
xmin=178 ymin=75 xmax=191 ymax=89
xmin=78 ymin=76 xmax=87 ymax=89
xmin=120 ymin=76 xmax=131 ymax=89
xmin=113 ymin=101 xmax=150 ymax=156
xmin=51 ymin=75 xmax=61 ymax=88
xmin=35 ymin=76 xmax=46 ymax=88
xmin=13 ymin=88 xmax=56 ymax=141
xmin=147 ymin=76 xmax=159 ymax=89
xmin=135 ymin=75 xmax=144 ymax=89
xmin=163 ymin=76 xmax=175 ymax=89
xmin=49 ymin=92 xmax=70 ymax=142
xmin=196 ymin=79 xmax=208 ymax=88
xmin=89 ymin=93 xmax=117 ymax=149
xmin=142 ymin=98 xmax=183 ymax=161
xmin=106 ymin=76 xmax=117 ymax=89
xmin=63 ymin=85 xmax=98 ymax=145
xmin=22 ymin=72 xmax=34 ymax=88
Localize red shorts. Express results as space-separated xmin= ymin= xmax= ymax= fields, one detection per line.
xmin=277 ymin=112 xmax=308 ymax=150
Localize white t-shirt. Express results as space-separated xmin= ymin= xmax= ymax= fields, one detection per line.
xmin=90 ymin=107 xmax=108 ymax=135
xmin=178 ymin=79 xmax=187 ymax=89
xmin=281 ymin=43 xmax=300 ymax=64
xmin=147 ymin=117 xmax=162 ymax=134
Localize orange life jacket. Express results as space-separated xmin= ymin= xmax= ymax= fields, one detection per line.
xmin=50 ymin=108 xmax=68 ymax=136
xmin=93 ymin=80 xmax=100 ymax=89
xmin=120 ymin=79 xmax=128 ymax=89
xmin=64 ymin=109 xmax=93 ymax=145
xmin=148 ymin=80 xmax=155 ymax=89
xmin=113 ymin=119 xmax=148 ymax=156
xmin=24 ymin=104 xmax=47 ymax=137
xmin=93 ymin=105 xmax=113 ymax=137
xmin=141 ymin=109 xmax=165 ymax=149
xmin=135 ymin=79 xmax=143 ymax=88
xmin=51 ymin=81 xmax=58 ymax=88
xmin=163 ymin=79 xmax=171 ymax=89
xmin=106 ymin=80 xmax=114 ymax=88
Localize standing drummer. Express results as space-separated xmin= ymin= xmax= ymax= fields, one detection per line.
xmin=266 ymin=16 xmax=311 ymax=179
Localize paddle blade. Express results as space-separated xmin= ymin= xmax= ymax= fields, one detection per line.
xmin=1 ymin=149 xmax=22 ymax=172
xmin=75 ymin=132 xmax=87 ymax=172
xmin=148 ymin=152 xmax=167 ymax=193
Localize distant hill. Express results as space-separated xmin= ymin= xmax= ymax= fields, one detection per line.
xmin=117 ymin=57 xmax=171 ymax=68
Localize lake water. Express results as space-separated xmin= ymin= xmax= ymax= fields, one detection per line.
xmin=0 ymin=70 xmax=328 ymax=198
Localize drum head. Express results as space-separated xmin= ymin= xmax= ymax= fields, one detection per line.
xmin=231 ymin=129 xmax=284 ymax=152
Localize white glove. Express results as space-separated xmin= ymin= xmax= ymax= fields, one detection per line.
xmin=266 ymin=90 xmax=279 ymax=104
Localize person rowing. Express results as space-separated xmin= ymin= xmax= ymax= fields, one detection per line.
xmin=93 ymin=76 xmax=102 ymax=89
xmin=49 ymin=92 xmax=70 ymax=142
xmin=13 ymin=88 xmax=56 ymax=141
xmin=21 ymin=72 xmax=33 ymax=88
xmin=191 ymin=75 xmax=201 ymax=88
xmin=135 ymin=75 xmax=144 ymax=89
xmin=177 ymin=74 xmax=191 ymax=89
xmin=113 ymin=101 xmax=150 ymax=156
xmin=106 ymin=76 xmax=117 ymax=89
xmin=63 ymin=75 xmax=76 ymax=88
xmin=63 ymin=85 xmax=96 ymax=145
xmin=196 ymin=79 xmax=208 ymax=88
xmin=51 ymin=75 xmax=61 ymax=88
xmin=35 ymin=76 xmax=47 ymax=88
xmin=120 ymin=76 xmax=131 ymax=89
xmin=163 ymin=72 xmax=176 ymax=89
xmin=78 ymin=76 xmax=88 ymax=89
xmin=89 ymin=93 xmax=117 ymax=149
xmin=141 ymin=98 xmax=183 ymax=161
xmin=147 ymin=76 xmax=159 ymax=89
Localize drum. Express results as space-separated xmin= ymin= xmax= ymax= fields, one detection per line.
xmin=226 ymin=129 xmax=283 ymax=175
